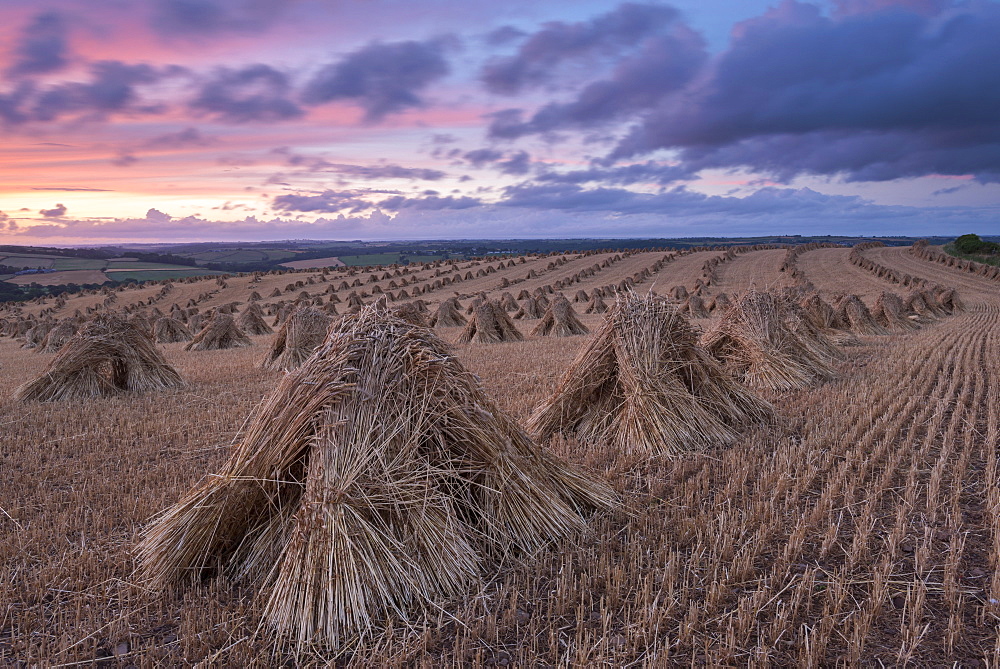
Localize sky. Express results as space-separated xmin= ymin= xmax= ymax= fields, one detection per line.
xmin=0 ymin=0 xmax=998 ymax=244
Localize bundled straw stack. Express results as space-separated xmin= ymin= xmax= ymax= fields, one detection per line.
xmin=702 ymin=290 xmax=838 ymax=391
xmin=871 ymin=292 xmax=918 ymax=331
xmin=15 ymin=314 xmax=183 ymax=401
xmin=428 ymin=297 xmax=466 ymax=327
xmin=38 ymin=321 xmax=77 ymax=353
xmin=526 ymin=292 xmax=772 ymax=457
xmin=137 ymin=305 xmax=612 ymax=647
xmin=513 ymin=296 xmax=544 ymax=320
xmin=584 ymin=294 xmax=608 ymax=314
xmin=153 ymin=317 xmax=193 ymax=343
xmin=531 ymin=295 xmax=589 ymax=337
xmin=237 ymin=302 xmax=274 ymax=336
xmin=185 ymin=313 xmax=252 ymax=351
xmin=834 ymin=294 xmax=887 ymax=335
xmin=261 ymin=306 xmax=333 ymax=371
xmin=458 ymin=299 xmax=523 ymax=343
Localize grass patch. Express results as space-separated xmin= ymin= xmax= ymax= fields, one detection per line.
xmin=50 ymin=258 xmax=109 ymax=270
xmin=337 ymin=252 xmax=463 ymax=266
xmin=108 ymin=269 xmax=227 ymax=282
xmin=0 ymin=255 xmax=56 ymax=269
xmin=942 ymin=243 xmax=1000 ymax=267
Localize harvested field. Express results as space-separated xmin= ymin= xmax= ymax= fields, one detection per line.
xmin=796 ymin=247 xmax=899 ymax=301
xmin=279 ymin=256 xmax=346 ymax=269
xmin=2 ymin=245 xmax=1000 ymax=665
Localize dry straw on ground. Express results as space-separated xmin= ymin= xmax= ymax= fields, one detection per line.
xmin=702 ymin=290 xmax=838 ymax=391
xmin=185 ymin=313 xmax=252 ymax=351
xmin=14 ymin=314 xmax=183 ymax=401
xmin=137 ymin=305 xmax=613 ymax=649
xmin=531 ymin=295 xmax=589 ymax=337
xmin=526 ymin=291 xmax=772 ymax=457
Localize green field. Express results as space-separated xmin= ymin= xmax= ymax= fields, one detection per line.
xmin=105 ymin=261 xmax=198 ymax=270
xmin=107 ymin=269 xmax=227 ymax=282
xmin=0 ymin=255 xmax=56 ymax=269
xmin=50 ymin=258 xmax=109 ymax=270
xmin=337 ymin=252 xmax=462 ymax=266
xmin=185 ymin=249 xmax=298 ymax=264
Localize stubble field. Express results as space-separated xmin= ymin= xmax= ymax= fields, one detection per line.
xmin=1 ymin=243 xmax=999 ymax=666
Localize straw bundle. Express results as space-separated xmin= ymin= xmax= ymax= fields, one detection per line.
xmin=137 ymin=305 xmax=612 ymax=647
xmin=584 ymin=294 xmax=608 ymax=314
xmin=903 ymin=290 xmax=937 ymax=319
xmin=185 ymin=313 xmax=252 ymax=351
xmin=187 ymin=313 xmax=204 ymax=332
xmin=710 ymin=293 xmax=732 ymax=313
xmin=834 ymin=295 xmax=887 ymax=335
xmin=261 ymin=307 xmax=333 ymax=371
xmin=129 ymin=314 xmax=152 ymax=334
xmin=871 ymin=292 xmax=918 ymax=331
xmin=526 ymin=292 xmax=771 ymax=457
xmin=22 ymin=322 xmax=53 ymax=349
xmin=390 ymin=302 xmax=428 ymax=326
xmin=682 ymin=295 xmax=709 ymax=318
xmin=573 ymin=290 xmax=590 ymax=303
xmin=153 ymin=317 xmax=193 ymax=343
xmin=237 ymin=303 xmax=274 ymax=336
xmin=918 ymin=289 xmax=947 ymax=317
xmin=458 ymin=300 xmax=524 ymax=343
xmin=15 ymin=314 xmax=183 ymax=402
xmin=936 ymin=288 xmax=964 ymax=314
xmin=39 ymin=321 xmax=78 ymax=353
xmin=500 ymin=292 xmax=519 ymax=312
xmin=429 ymin=298 xmax=466 ymax=327
xmin=702 ymin=290 xmax=838 ymax=391
xmin=531 ymin=295 xmax=589 ymax=337
xmin=799 ymin=294 xmax=839 ymax=330
xmin=669 ymin=285 xmax=688 ymax=301
xmin=513 ymin=296 xmax=544 ymax=320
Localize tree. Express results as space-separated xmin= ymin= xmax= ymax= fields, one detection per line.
xmin=954 ymin=233 xmax=985 ymax=254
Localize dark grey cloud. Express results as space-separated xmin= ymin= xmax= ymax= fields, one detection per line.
xmin=535 ymin=161 xmax=691 ymax=186
xmin=462 ymin=148 xmax=504 ymax=166
xmin=301 ymin=40 xmax=451 ymax=122
xmin=8 ymin=12 xmax=69 ymax=77
xmin=150 ymin=0 xmax=293 ymax=36
xmin=143 ymin=126 xmax=214 ymax=148
xmin=482 ymin=3 xmax=706 ymax=141
xmin=271 ymin=189 xmax=386 ymax=214
xmin=608 ymin=1 xmax=1000 ymax=182
xmin=461 ymin=148 xmax=532 ymax=175
xmin=278 ymin=151 xmax=447 ymax=180
xmin=40 ymin=203 xmax=67 ymax=218
xmin=480 ymin=3 xmax=685 ymax=95
xmin=191 ymin=64 xmax=302 ymax=123
xmin=29 ymin=61 xmax=163 ymax=122
xmin=378 ymin=194 xmax=482 ymax=211
xmin=499 ymin=182 xmax=881 ymax=219
xmin=484 ymin=25 xmax=527 ymax=47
